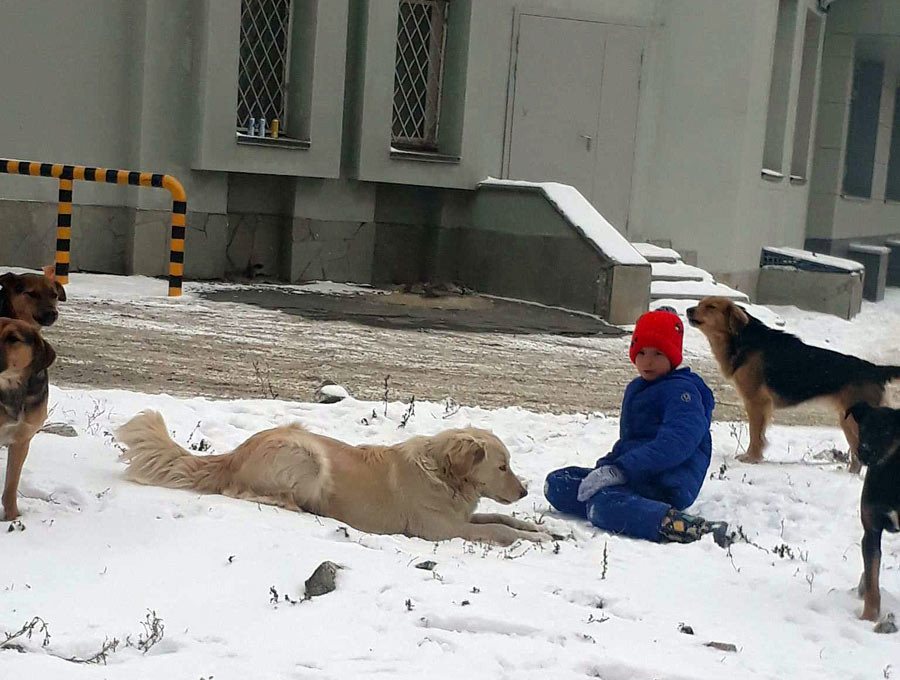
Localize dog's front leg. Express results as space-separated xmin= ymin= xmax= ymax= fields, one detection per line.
xmin=2 ymin=437 xmax=33 ymax=521
xmin=738 ymin=397 xmax=770 ymax=463
xmin=456 ymin=522 xmax=552 ymax=546
xmin=470 ymin=512 xmax=550 ymax=535
xmin=860 ymin=527 xmax=883 ymax=621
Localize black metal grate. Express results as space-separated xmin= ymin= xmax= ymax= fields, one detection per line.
xmin=392 ymin=0 xmax=449 ymax=149
xmin=237 ymin=0 xmax=292 ymax=134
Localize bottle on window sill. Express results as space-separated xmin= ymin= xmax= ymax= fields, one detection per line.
xmin=247 ymin=117 xmax=256 ymax=136
xmin=257 ymin=117 xmax=266 ymax=137
xmin=271 ymin=119 xmax=279 ymax=139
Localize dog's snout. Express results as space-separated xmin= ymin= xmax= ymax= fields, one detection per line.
xmin=506 ymin=475 xmax=528 ymax=502
xmin=39 ymin=310 xmax=58 ymax=326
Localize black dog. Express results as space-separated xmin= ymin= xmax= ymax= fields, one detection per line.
xmin=846 ymin=402 xmax=900 ymax=622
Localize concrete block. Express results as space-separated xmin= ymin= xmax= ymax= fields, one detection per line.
xmin=885 ymin=238 xmax=900 ymax=287
xmin=0 ymin=200 xmax=57 ymax=269
xmin=129 ymin=209 xmax=229 ymax=279
xmin=847 ymin=243 xmax=889 ymax=301
xmin=287 ymin=218 xmax=375 ymax=283
xmin=607 ymin=264 xmax=651 ymax=325
xmin=757 ymin=267 xmax=862 ymax=319
xmin=226 ymin=213 xmax=288 ymax=279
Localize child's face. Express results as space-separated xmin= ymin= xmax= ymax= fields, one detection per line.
xmin=634 ymin=347 xmax=672 ymax=381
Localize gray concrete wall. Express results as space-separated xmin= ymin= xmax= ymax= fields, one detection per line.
xmin=0 ymin=0 xmax=350 ymax=279
xmin=806 ymin=1 xmax=900 ymax=251
xmin=3 ymin=0 xmax=881 ymax=317
xmin=347 ymin=0 xmax=657 ymax=190
xmin=193 ymin=0 xmax=349 ymax=179
xmin=630 ymin=0 xmax=825 ymax=298
xmin=458 ymin=186 xmax=650 ymax=323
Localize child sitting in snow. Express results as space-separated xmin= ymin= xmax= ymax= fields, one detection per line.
xmin=544 ymin=308 xmax=731 ymax=547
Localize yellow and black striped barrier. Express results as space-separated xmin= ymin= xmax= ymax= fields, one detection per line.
xmin=0 ymin=158 xmax=187 ymax=296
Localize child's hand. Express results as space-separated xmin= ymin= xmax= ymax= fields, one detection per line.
xmin=576 ymin=465 xmax=627 ymax=501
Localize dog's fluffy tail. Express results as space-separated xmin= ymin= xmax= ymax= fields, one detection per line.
xmin=117 ymin=410 xmax=230 ymax=493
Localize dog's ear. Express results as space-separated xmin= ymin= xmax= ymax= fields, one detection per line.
xmin=32 ymin=333 xmax=56 ymax=373
xmin=727 ymin=304 xmax=749 ymax=334
xmin=54 ymin=280 xmax=67 ymax=302
xmin=0 ymin=273 xmax=23 ymax=294
xmin=447 ymin=434 xmax=486 ymax=479
xmin=847 ymin=402 xmax=873 ymax=423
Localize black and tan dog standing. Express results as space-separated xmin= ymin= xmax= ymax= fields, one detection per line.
xmin=687 ymin=297 xmax=900 ymax=471
xmin=0 ymin=318 xmax=57 ymax=520
xmin=846 ymin=402 xmax=900 ymax=623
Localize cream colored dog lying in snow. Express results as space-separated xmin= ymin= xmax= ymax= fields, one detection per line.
xmin=116 ymin=411 xmax=552 ymax=545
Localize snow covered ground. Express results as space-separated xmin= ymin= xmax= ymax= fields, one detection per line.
xmin=1 ymin=273 xmax=900 ymax=678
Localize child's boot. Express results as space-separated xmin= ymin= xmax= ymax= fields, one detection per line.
xmin=659 ymin=508 xmax=733 ymax=548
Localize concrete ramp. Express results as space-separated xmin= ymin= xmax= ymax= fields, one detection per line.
xmin=451 ymin=179 xmax=650 ymax=325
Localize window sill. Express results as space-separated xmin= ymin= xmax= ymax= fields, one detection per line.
xmin=789 ymin=175 xmax=807 ymax=185
xmin=389 ymin=147 xmax=461 ymax=164
xmin=761 ymin=168 xmax=784 ymax=182
xmin=236 ymin=133 xmax=310 ymax=150
xmin=839 ymin=193 xmax=872 ymax=202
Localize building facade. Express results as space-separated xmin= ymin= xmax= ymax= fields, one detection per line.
xmin=0 ymin=0 xmax=895 ymax=311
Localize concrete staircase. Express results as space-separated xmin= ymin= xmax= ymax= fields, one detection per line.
xmin=632 ymin=243 xmax=749 ymax=303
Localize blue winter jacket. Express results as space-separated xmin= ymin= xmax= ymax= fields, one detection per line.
xmin=599 ymin=367 xmax=715 ymax=510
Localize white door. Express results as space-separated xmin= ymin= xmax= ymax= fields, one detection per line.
xmin=507 ymin=15 xmax=644 ymax=235
xmin=592 ymin=24 xmax=644 ymax=234
xmin=508 ymin=15 xmax=606 ymax=201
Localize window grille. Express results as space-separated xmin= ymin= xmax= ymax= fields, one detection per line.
xmin=392 ymin=0 xmax=449 ymax=150
xmin=237 ymin=0 xmax=293 ymax=134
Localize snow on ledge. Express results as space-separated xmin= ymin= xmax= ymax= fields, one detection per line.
xmin=479 ymin=178 xmax=647 ymax=266
xmin=762 ymin=247 xmax=864 ymax=273
xmin=848 ymin=243 xmax=890 ymax=255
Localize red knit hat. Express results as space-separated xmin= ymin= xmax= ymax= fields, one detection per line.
xmin=629 ymin=309 xmax=684 ymax=368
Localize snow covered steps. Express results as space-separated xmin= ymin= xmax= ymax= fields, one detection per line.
xmin=631 ymin=242 xmax=750 ymax=303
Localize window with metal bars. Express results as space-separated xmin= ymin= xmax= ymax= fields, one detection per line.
xmin=237 ymin=0 xmax=293 ymax=135
xmin=392 ymin=0 xmax=449 ymax=150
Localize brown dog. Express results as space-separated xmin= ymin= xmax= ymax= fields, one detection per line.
xmin=117 ymin=411 xmax=553 ymax=545
xmin=0 ymin=318 xmax=57 ymax=520
xmin=687 ymin=297 xmax=900 ymax=470
xmin=0 ymin=271 xmax=66 ymax=327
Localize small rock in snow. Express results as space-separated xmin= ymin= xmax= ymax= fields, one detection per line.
xmin=304 ymin=561 xmax=340 ymax=598
xmin=314 ymin=381 xmax=351 ymax=404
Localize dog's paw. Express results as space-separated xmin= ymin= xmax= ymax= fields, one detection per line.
xmin=523 ymin=530 xmax=554 ymax=543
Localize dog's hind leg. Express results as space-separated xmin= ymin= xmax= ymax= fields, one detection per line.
xmin=221 ymin=487 xmax=302 ymax=512
xmin=840 ymin=413 xmax=863 ymax=474
xmin=738 ymin=396 xmax=772 ymax=463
